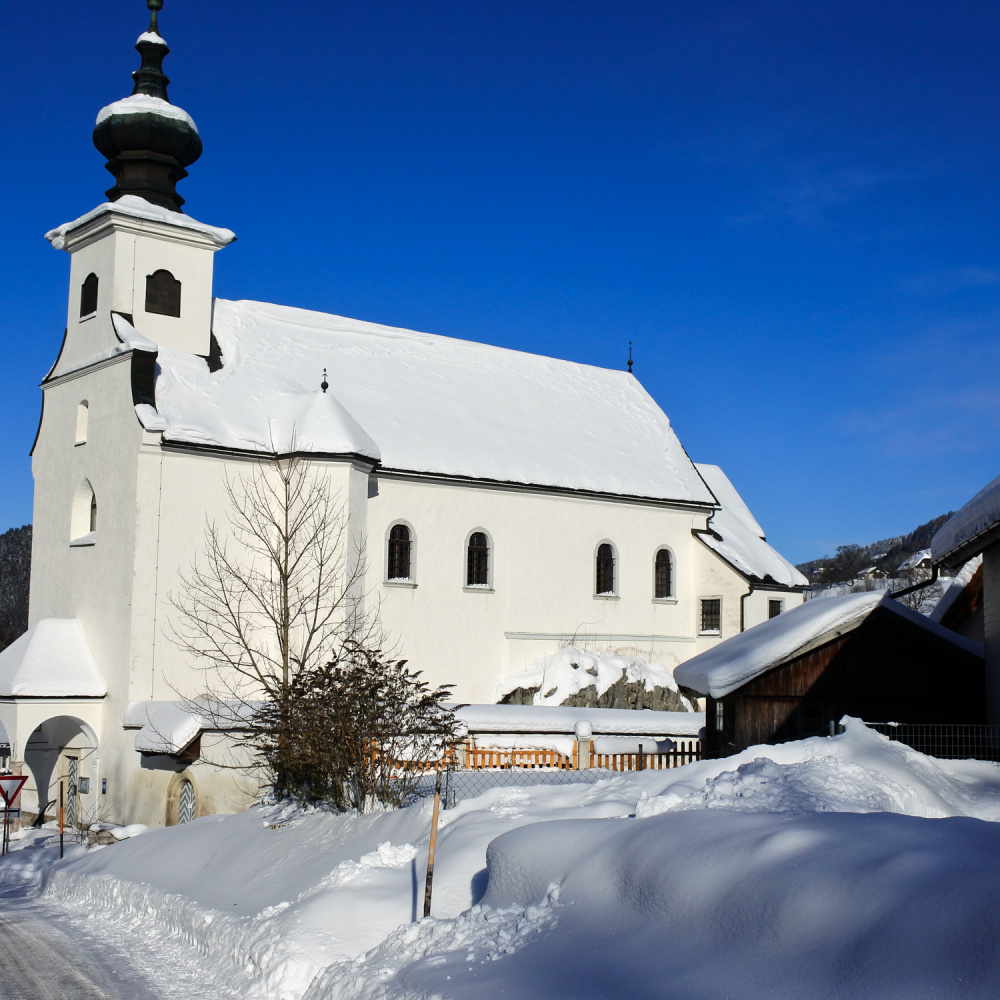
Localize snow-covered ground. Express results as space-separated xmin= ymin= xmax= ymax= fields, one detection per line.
xmin=4 ymin=719 xmax=1000 ymax=998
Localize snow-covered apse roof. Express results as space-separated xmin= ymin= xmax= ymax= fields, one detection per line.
xmin=0 ymin=619 xmax=106 ymax=698
xmin=151 ymin=299 xmax=717 ymax=503
xmin=124 ymin=701 xmax=207 ymax=755
xmin=694 ymin=464 xmax=809 ymax=587
xmin=674 ymin=592 xmax=982 ymax=699
xmin=932 ymin=474 xmax=1000 ymax=567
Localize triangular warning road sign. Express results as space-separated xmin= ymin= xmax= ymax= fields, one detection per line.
xmin=0 ymin=775 xmax=27 ymax=806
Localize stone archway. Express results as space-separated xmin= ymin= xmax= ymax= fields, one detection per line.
xmin=22 ymin=716 xmax=100 ymax=829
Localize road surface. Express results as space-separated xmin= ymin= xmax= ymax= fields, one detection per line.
xmin=0 ymin=883 xmax=240 ymax=1000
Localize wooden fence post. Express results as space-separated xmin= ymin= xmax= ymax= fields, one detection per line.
xmin=422 ymin=769 xmax=443 ymax=918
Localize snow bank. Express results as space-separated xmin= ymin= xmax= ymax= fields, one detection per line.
xmin=933 ymin=472 xmax=1000 ymax=564
xmin=0 ymin=618 xmax=105 ymax=697
xmin=151 ymin=298 xmax=716 ymax=503
xmin=495 ymin=645 xmax=692 ymax=710
xmin=695 ymin=463 xmax=809 ymax=587
xmin=24 ymin=721 xmax=1000 ymax=999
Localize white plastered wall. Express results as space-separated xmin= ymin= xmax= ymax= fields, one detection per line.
xmin=366 ymin=474 xmax=758 ymax=702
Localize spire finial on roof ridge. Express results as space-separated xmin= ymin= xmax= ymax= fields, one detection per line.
xmin=627 ymin=341 xmax=633 ymax=374
xmin=321 ymin=369 xmax=329 ymax=394
xmin=147 ymin=0 xmax=163 ymax=35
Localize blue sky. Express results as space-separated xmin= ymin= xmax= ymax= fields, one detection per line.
xmin=3 ymin=0 xmax=1000 ymax=563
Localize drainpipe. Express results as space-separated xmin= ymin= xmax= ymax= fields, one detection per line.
xmin=890 ymin=565 xmax=939 ymax=599
xmin=740 ymin=584 xmax=755 ymax=632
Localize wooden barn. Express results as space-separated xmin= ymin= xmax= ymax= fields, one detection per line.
xmin=674 ymin=592 xmax=985 ymax=755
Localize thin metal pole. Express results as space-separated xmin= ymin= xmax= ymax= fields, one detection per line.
xmin=422 ymin=769 xmax=443 ymax=918
xmin=59 ymin=782 xmax=64 ymax=860
xmin=2 ymin=804 xmax=7 ymax=858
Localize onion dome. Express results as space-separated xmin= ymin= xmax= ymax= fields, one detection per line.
xmin=92 ymin=1 xmax=202 ymax=212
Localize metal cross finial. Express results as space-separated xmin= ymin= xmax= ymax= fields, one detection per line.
xmin=321 ymin=369 xmax=329 ymax=394
xmin=627 ymin=341 xmax=633 ymax=373
xmin=147 ymin=0 xmax=163 ymax=34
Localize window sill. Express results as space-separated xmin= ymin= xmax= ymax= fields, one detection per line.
xmin=594 ymin=593 xmax=619 ymax=601
xmin=79 ymin=312 xmax=97 ymax=323
xmin=384 ymin=580 xmax=417 ymax=589
xmin=652 ymin=597 xmax=678 ymax=605
xmin=699 ymin=630 xmax=721 ymax=637
xmin=74 ymin=440 xmax=86 ymax=447
xmin=70 ymin=532 xmax=96 ymax=547
xmin=464 ymin=585 xmax=494 ymax=593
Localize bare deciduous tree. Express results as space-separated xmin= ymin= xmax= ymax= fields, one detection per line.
xmin=168 ymin=450 xmax=411 ymax=803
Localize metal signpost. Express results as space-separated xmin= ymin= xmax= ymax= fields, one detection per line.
xmin=0 ymin=774 xmax=29 ymax=858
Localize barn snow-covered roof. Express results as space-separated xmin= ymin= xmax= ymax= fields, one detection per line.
xmin=149 ymin=298 xmax=718 ymax=505
xmin=932 ymin=474 xmax=1000 ymax=568
xmin=674 ymin=592 xmax=982 ymax=699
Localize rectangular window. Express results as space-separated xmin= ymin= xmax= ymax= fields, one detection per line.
xmin=714 ymin=699 xmax=724 ymax=733
xmin=700 ymin=598 xmax=721 ymax=634
xmin=768 ymin=599 xmax=783 ymax=619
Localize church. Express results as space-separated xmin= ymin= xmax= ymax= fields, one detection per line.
xmin=0 ymin=2 xmax=806 ymax=829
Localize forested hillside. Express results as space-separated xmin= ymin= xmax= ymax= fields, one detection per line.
xmin=796 ymin=513 xmax=953 ymax=585
xmin=0 ymin=524 xmax=31 ymax=651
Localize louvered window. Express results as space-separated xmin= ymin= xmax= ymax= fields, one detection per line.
xmin=145 ymin=269 xmax=182 ymax=317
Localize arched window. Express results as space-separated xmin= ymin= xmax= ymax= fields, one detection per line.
xmin=75 ymin=400 xmax=89 ymax=445
xmin=387 ymin=523 xmax=412 ymax=580
xmin=80 ymin=273 xmax=98 ymax=317
xmin=596 ymin=543 xmax=616 ymax=595
xmin=654 ymin=548 xmax=672 ymax=599
xmin=178 ymin=780 xmax=196 ymax=825
xmin=145 ymin=269 xmax=182 ymax=317
xmin=467 ymin=531 xmax=490 ymax=587
xmin=70 ymin=479 xmax=97 ymax=542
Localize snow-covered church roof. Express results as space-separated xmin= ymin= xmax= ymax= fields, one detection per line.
xmin=693 ymin=464 xmax=809 ymax=588
xmin=0 ymin=619 xmax=106 ymax=698
xmin=150 ymin=298 xmax=718 ymax=505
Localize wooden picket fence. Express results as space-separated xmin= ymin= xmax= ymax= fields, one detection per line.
xmin=590 ymin=740 xmax=702 ymax=770
xmin=389 ymin=739 xmax=703 ymax=773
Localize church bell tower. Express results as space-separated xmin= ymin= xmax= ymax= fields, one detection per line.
xmin=46 ymin=0 xmax=234 ymax=364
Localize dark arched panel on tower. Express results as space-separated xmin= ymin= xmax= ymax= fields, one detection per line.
xmin=80 ymin=273 xmax=98 ymax=317
xmin=146 ymin=270 xmax=181 ymax=317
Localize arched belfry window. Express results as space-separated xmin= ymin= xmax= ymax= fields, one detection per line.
xmin=80 ymin=273 xmax=98 ymax=317
xmin=654 ymin=548 xmax=673 ymax=599
xmin=467 ymin=532 xmax=490 ymax=587
xmin=596 ymin=543 xmax=616 ymax=595
xmin=387 ymin=524 xmax=412 ymax=581
xmin=145 ymin=269 xmax=182 ymax=317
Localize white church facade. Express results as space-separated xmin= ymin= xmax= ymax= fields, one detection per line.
xmin=0 ymin=3 xmax=807 ymax=829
